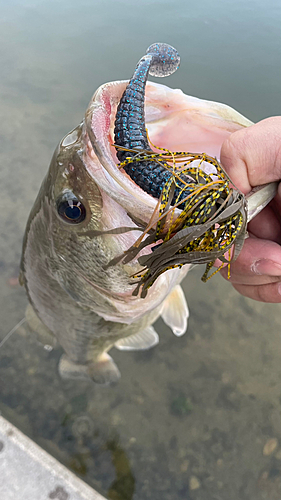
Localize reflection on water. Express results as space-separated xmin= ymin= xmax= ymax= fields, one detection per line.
xmin=1 ymin=0 xmax=281 ymax=499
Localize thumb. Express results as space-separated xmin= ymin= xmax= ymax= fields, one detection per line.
xmin=220 ymin=116 xmax=281 ymax=194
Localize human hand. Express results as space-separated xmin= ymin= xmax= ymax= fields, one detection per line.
xmin=219 ymin=116 xmax=281 ymax=302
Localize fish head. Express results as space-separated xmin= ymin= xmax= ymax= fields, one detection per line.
xmin=45 ymin=79 xmax=252 ymax=253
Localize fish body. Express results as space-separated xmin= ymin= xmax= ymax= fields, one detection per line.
xmin=20 ymin=121 xmax=190 ymax=383
xmin=20 ymin=44 xmax=264 ymax=384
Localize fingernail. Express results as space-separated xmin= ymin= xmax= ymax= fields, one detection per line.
xmin=251 ymin=259 xmax=281 ymax=276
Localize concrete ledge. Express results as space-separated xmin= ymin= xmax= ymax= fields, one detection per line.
xmin=0 ymin=415 xmax=106 ymax=500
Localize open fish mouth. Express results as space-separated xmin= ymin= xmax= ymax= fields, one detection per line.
xmin=84 ymin=79 xmax=252 ymax=223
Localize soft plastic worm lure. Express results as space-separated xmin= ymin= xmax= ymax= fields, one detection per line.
xmin=114 ymin=42 xmax=181 ymax=202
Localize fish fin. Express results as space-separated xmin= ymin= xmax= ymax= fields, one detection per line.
xmin=18 ymin=270 xmax=25 ymax=286
xmin=88 ymin=353 xmax=121 ymax=384
xmin=25 ymin=303 xmax=57 ymax=347
xmin=58 ymin=354 xmax=90 ymax=380
xmin=114 ymin=326 xmax=159 ymax=351
xmin=58 ymin=352 xmax=121 ymax=385
xmin=161 ymin=285 xmax=189 ymax=337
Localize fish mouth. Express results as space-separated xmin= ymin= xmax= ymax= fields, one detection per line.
xmin=84 ymin=79 xmax=252 ymax=224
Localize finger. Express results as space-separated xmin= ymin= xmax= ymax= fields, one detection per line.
xmin=232 ymin=282 xmax=281 ymax=303
xmin=273 ymin=182 xmax=281 ymax=219
xmin=247 ymin=205 xmax=281 ymax=243
xmin=219 ymin=237 xmax=281 ymax=279
xmin=220 ymin=116 xmax=281 ymax=193
xmin=220 ymin=270 xmax=280 ymax=286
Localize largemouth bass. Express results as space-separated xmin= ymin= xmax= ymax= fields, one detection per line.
xmin=20 ymin=43 xmax=276 ymax=384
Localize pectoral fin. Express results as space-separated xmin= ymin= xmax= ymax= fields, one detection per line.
xmin=58 ymin=352 xmax=121 ymax=385
xmin=161 ymin=285 xmax=189 ymax=336
xmin=25 ymin=303 xmax=57 ymax=347
xmin=115 ymin=326 xmax=159 ymax=351
xmin=58 ymin=354 xmax=89 ymax=380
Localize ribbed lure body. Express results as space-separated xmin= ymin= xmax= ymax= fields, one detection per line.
xmin=114 ymin=43 xmax=181 ymax=200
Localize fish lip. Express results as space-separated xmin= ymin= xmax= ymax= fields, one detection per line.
xmin=84 ymin=80 xmax=160 ymax=222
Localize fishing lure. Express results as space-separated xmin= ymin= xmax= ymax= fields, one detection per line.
xmin=111 ymin=43 xmax=271 ymax=298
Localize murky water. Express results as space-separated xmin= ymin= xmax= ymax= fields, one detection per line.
xmin=1 ymin=0 xmax=281 ymax=498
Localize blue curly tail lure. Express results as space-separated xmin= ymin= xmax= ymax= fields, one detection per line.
xmin=114 ymin=43 xmax=181 ymax=201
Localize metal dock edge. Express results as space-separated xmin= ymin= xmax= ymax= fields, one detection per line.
xmin=0 ymin=415 xmax=107 ymax=500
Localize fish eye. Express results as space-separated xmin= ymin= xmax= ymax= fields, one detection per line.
xmin=57 ymin=192 xmax=86 ymax=224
